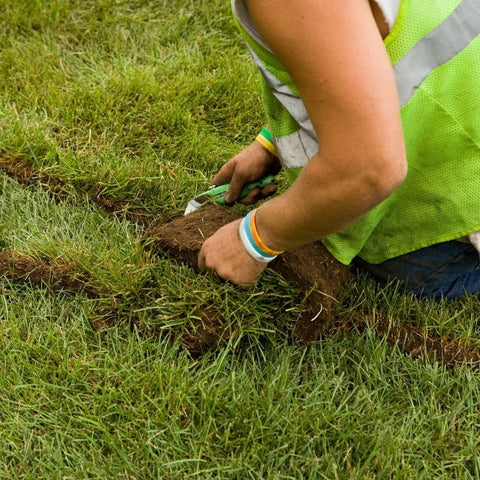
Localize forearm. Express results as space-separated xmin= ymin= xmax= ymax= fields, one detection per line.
xmin=255 ymin=150 xmax=406 ymax=252
xmin=244 ymin=0 xmax=408 ymax=253
xmin=200 ymin=0 xmax=410 ymax=285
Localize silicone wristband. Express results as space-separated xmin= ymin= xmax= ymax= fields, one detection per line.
xmin=249 ymin=209 xmax=285 ymax=256
xmin=255 ymin=134 xmax=276 ymax=156
xmin=244 ymin=211 xmax=274 ymax=258
xmin=255 ymin=127 xmax=277 ymax=156
xmin=259 ymin=127 xmax=273 ymax=143
xmin=239 ymin=217 xmax=276 ymax=263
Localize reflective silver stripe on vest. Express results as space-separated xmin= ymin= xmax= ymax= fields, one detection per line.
xmin=248 ymin=47 xmax=317 ymax=141
xmin=231 ymin=0 xmax=273 ymax=54
xmin=395 ymin=0 xmax=480 ymax=106
xmin=274 ymin=130 xmax=319 ymax=169
xmin=249 ymin=47 xmax=320 ymax=167
xmin=236 ymin=0 xmax=480 ymax=168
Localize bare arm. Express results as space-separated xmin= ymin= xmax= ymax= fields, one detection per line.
xmin=199 ymin=0 xmax=407 ymax=285
xmin=247 ymin=0 xmax=407 ymax=251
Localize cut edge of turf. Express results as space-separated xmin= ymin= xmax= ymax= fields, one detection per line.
xmin=0 ymin=152 xmax=156 ymax=227
xmin=0 ymin=248 xmax=97 ymax=298
xmin=2 ymin=153 xmax=480 ymax=367
xmin=327 ymin=311 xmax=480 ymax=369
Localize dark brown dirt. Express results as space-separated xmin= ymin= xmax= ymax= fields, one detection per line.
xmin=328 ymin=312 xmax=480 ymax=369
xmin=89 ymin=185 xmax=154 ymax=228
xmin=182 ymin=307 xmax=231 ymax=358
xmin=145 ymin=203 xmax=352 ymax=345
xmin=0 ymin=249 xmax=97 ymax=298
xmin=0 ymin=154 xmax=66 ymax=195
xmin=384 ymin=322 xmax=480 ymax=366
xmin=0 ymin=154 xmax=153 ymax=226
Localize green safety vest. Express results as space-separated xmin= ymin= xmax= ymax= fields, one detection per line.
xmin=232 ymin=0 xmax=480 ymax=265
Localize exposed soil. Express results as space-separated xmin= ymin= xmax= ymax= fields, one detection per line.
xmin=88 ymin=185 xmax=155 ymax=228
xmin=0 ymin=154 xmax=152 ymax=226
xmin=0 ymin=154 xmax=66 ymax=196
xmin=328 ymin=312 xmax=480 ymax=368
xmin=379 ymin=319 xmax=480 ymax=366
xmin=145 ymin=203 xmax=352 ymax=344
xmin=0 ymin=249 xmax=97 ymax=297
xmin=182 ymin=307 xmax=231 ymax=358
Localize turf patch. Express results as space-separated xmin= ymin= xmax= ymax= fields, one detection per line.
xmin=0 ymin=153 xmax=153 ymax=226
xmin=144 ymin=203 xmax=352 ymax=345
xmin=2 ymin=154 xmax=479 ymax=367
xmin=0 ymin=249 xmax=96 ymax=297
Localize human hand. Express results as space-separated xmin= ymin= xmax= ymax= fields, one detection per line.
xmin=212 ymin=141 xmax=281 ymax=205
xmin=198 ymin=219 xmax=267 ymax=286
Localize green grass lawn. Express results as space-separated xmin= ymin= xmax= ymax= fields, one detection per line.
xmin=1 ymin=1 xmax=480 ymax=478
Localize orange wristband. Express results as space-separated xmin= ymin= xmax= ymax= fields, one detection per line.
xmin=249 ymin=209 xmax=285 ymax=256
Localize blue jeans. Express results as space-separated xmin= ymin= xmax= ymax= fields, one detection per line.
xmin=354 ymin=241 xmax=480 ymax=299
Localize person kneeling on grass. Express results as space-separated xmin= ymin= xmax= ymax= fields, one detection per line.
xmin=199 ymin=0 xmax=480 ymax=299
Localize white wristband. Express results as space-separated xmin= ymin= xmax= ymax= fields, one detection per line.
xmin=238 ymin=217 xmax=277 ymax=264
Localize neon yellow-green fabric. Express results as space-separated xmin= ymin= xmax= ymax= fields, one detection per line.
xmin=233 ymin=0 xmax=480 ymax=264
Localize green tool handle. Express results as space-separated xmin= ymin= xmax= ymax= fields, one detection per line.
xmin=208 ymin=174 xmax=276 ymax=205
